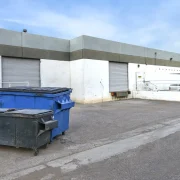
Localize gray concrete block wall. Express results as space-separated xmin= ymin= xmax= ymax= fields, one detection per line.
xmin=82 ymin=36 xmax=180 ymax=65
xmin=83 ymin=35 xmax=121 ymax=53
xmin=70 ymin=36 xmax=84 ymax=52
xmin=81 ymin=35 xmax=180 ymax=63
xmin=0 ymin=29 xmax=22 ymax=46
xmin=0 ymin=28 xmax=70 ymax=60
xmin=22 ymin=33 xmax=69 ymax=52
xmin=170 ymin=53 xmax=180 ymax=61
xmin=0 ymin=28 xmax=69 ymax=52
xmin=120 ymin=43 xmax=146 ymax=57
xmin=146 ymin=48 xmax=173 ymax=61
xmin=0 ymin=28 xmax=180 ymax=66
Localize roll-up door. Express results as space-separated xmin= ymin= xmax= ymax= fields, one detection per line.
xmin=109 ymin=62 xmax=128 ymax=92
xmin=2 ymin=57 xmax=40 ymax=87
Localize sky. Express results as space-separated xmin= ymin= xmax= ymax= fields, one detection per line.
xmin=0 ymin=0 xmax=180 ymax=52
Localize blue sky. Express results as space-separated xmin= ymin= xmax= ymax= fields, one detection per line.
xmin=0 ymin=0 xmax=180 ymax=52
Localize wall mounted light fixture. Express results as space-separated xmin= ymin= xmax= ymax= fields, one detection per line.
xmin=23 ymin=29 xmax=27 ymax=33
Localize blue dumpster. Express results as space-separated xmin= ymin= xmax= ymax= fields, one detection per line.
xmin=0 ymin=87 xmax=75 ymax=140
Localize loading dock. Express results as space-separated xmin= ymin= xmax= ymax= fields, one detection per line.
xmin=109 ymin=62 xmax=128 ymax=92
xmin=2 ymin=57 xmax=40 ymax=87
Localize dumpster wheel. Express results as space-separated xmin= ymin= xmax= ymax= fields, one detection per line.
xmin=33 ymin=149 xmax=39 ymax=156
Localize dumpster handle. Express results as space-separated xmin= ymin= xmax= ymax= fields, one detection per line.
xmin=55 ymin=101 xmax=75 ymax=111
xmin=37 ymin=118 xmax=58 ymax=137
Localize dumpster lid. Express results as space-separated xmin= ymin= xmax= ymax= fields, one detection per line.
xmin=3 ymin=109 xmax=53 ymax=118
xmin=0 ymin=87 xmax=71 ymax=94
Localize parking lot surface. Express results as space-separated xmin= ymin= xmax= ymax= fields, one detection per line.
xmin=1 ymin=99 xmax=180 ymax=180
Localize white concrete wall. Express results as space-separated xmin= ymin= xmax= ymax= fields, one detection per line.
xmin=129 ymin=63 xmax=180 ymax=101
xmin=69 ymin=59 xmax=112 ymax=104
xmin=83 ymin=59 xmax=111 ymax=103
xmin=129 ymin=63 xmax=180 ymax=90
xmin=70 ymin=59 xmax=85 ymax=103
xmin=40 ymin=60 xmax=180 ymax=103
xmin=40 ymin=59 xmax=70 ymax=87
xmin=133 ymin=91 xmax=180 ymax=102
xmin=3 ymin=56 xmax=180 ymax=103
xmin=128 ymin=63 xmax=147 ymax=97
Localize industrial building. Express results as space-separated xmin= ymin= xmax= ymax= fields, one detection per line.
xmin=1 ymin=28 xmax=180 ymax=103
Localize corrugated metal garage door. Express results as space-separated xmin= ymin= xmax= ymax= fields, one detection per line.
xmin=2 ymin=57 xmax=40 ymax=87
xmin=109 ymin=62 xmax=128 ymax=92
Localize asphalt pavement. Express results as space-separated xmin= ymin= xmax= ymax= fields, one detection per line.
xmin=1 ymin=99 xmax=180 ymax=180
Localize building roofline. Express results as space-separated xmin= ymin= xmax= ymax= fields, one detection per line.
xmin=0 ymin=28 xmax=180 ymax=67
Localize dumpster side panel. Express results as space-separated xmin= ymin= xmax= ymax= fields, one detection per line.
xmin=15 ymin=115 xmax=52 ymax=149
xmin=15 ymin=96 xmax=35 ymax=109
xmin=37 ymin=131 xmax=51 ymax=148
xmin=0 ymin=116 xmax=15 ymax=146
xmin=16 ymin=118 xmax=37 ymax=148
xmin=52 ymin=93 xmax=74 ymax=137
xmin=0 ymin=95 xmax=54 ymax=110
xmin=34 ymin=97 xmax=54 ymax=110
xmin=52 ymin=112 xmax=64 ymax=138
xmin=61 ymin=110 xmax=70 ymax=132
xmin=0 ymin=95 xmax=15 ymax=108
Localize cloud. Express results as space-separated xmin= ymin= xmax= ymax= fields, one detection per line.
xmin=1 ymin=0 xmax=180 ymax=53
xmin=2 ymin=3 xmax=121 ymax=40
